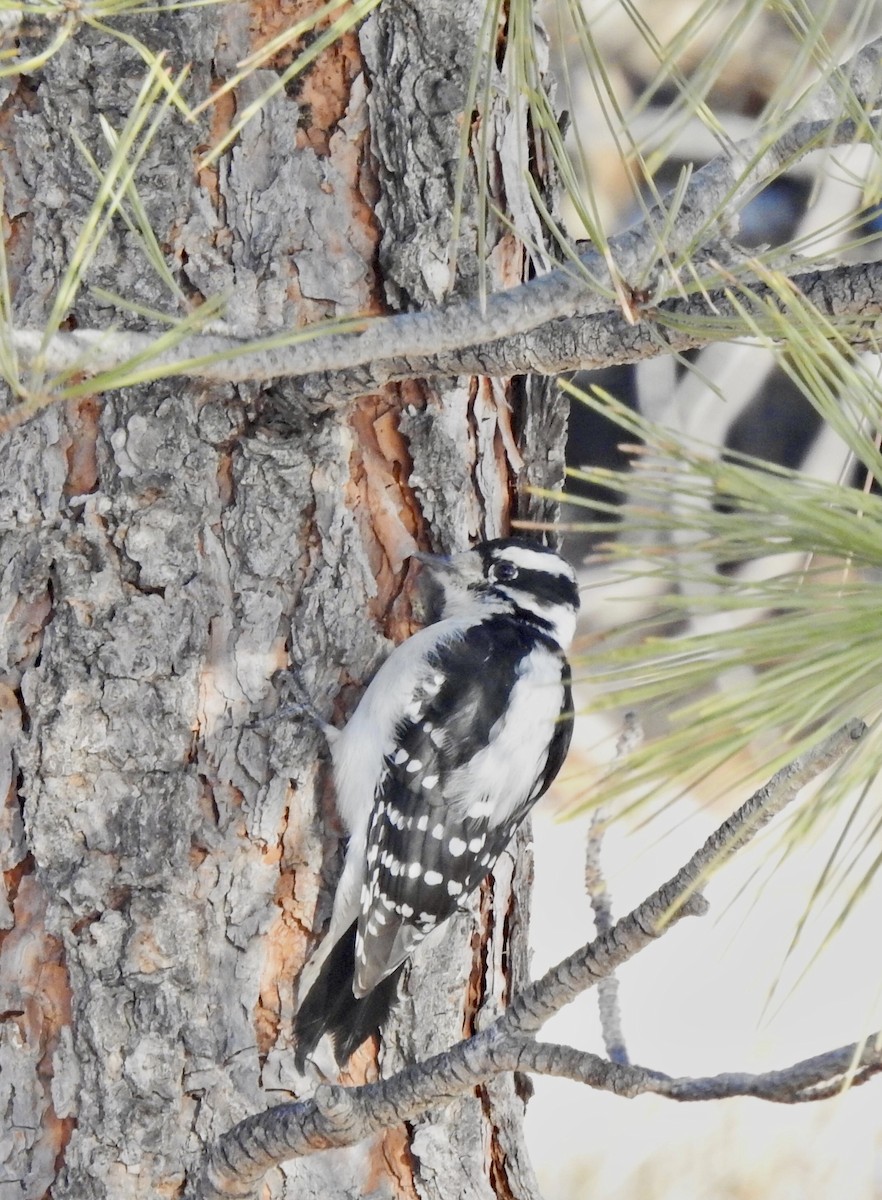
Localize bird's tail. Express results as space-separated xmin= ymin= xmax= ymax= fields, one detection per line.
xmin=293 ymin=920 xmax=404 ymax=1071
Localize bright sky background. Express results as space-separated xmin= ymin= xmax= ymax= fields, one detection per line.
xmin=526 ymin=701 xmax=882 ymax=1199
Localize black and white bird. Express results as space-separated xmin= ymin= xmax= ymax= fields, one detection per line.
xmin=294 ymin=537 xmax=579 ymax=1069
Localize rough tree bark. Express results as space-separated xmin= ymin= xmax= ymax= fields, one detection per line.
xmin=0 ymin=2 xmax=567 ymax=1197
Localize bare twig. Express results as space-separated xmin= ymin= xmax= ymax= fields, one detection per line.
xmin=585 ymin=712 xmax=643 ymax=1065
xmin=585 ymin=804 xmax=629 ymax=1064
xmin=199 ymin=718 xmax=866 ymax=1199
xmin=508 ymin=1032 xmax=882 ymax=1102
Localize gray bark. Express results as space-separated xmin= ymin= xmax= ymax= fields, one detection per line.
xmin=0 ymin=2 xmax=563 ymax=1198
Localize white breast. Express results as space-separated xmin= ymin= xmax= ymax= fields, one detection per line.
xmin=446 ymin=644 xmax=565 ymax=827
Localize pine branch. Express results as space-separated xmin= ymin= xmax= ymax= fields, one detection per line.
xmin=5 ymin=29 xmax=882 ymax=424
xmin=6 ymin=256 xmax=882 ymax=425
xmin=198 ymin=719 xmax=867 ymax=1199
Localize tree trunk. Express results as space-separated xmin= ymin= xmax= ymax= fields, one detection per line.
xmin=0 ymin=2 xmax=565 ymax=1196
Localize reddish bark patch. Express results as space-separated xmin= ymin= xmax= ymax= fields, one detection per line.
xmin=1 ymin=212 xmax=31 ymax=297
xmin=489 ymin=230 xmax=525 ymax=290
xmin=215 ymin=448 xmax=235 ymax=506
xmin=254 ymin=932 xmax=286 ymax=1057
xmin=244 ymin=0 xmax=363 ymax=151
xmin=63 ymin=396 xmax=101 ymax=497
xmin=294 ymin=34 xmax=362 ymax=156
xmin=347 ymin=393 xmax=426 ymax=632
xmin=195 ymin=85 xmax=236 ymax=207
xmin=0 ymin=873 xmax=75 ymax=1179
xmin=255 ymin=799 xmax=312 ymax=1059
xmin=463 ymin=876 xmax=495 ymax=1040
xmin=487 ymin=1114 xmax=518 ymax=1200
xmin=339 ymin=1036 xmax=380 ymax=1087
xmin=247 ymin=0 xmax=318 ymax=52
xmin=364 ymin=1124 xmax=419 ymax=1198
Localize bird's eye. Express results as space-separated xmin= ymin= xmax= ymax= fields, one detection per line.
xmin=491 ymin=561 xmax=519 ymax=583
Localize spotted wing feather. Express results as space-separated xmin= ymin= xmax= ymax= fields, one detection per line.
xmin=354 ymin=617 xmax=572 ymax=995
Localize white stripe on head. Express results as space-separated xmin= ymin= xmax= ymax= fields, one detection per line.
xmin=494 ymin=545 xmax=576 ymax=582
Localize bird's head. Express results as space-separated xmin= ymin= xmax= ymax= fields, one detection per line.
xmin=413 ymin=537 xmax=579 ymax=649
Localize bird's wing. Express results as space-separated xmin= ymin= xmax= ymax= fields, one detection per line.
xmin=354 ymin=617 xmax=572 ymax=996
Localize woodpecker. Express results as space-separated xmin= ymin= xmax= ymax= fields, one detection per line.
xmin=294 ymin=538 xmax=579 ymax=1069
